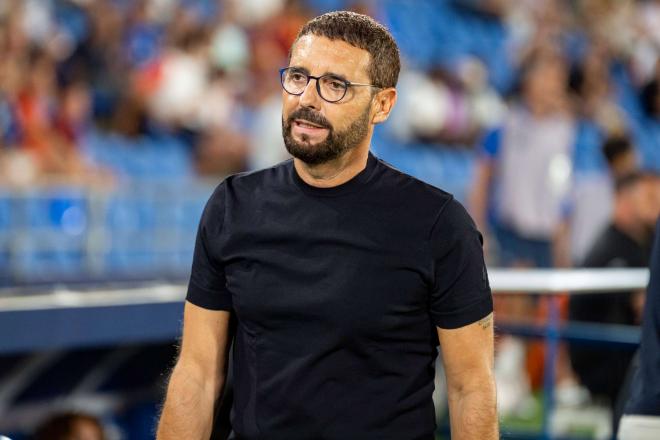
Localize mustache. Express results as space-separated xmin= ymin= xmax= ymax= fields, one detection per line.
xmin=286 ymin=108 xmax=332 ymax=130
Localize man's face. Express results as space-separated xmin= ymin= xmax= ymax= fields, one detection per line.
xmin=523 ymin=58 xmax=567 ymax=112
xmin=634 ymin=177 xmax=660 ymax=228
xmin=282 ymin=35 xmax=375 ymax=165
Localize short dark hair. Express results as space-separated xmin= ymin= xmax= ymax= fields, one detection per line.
xmin=602 ymin=136 xmax=633 ymax=165
xmin=294 ymin=11 xmax=400 ymax=89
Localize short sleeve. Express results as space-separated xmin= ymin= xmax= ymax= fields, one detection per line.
xmin=481 ymin=128 xmax=502 ymax=159
xmin=186 ymin=183 xmax=233 ymax=311
xmin=429 ymin=198 xmax=493 ymax=329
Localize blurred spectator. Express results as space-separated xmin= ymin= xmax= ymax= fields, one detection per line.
xmin=569 ymin=135 xmax=640 ymax=263
xmin=147 ymin=28 xmax=210 ymax=130
xmin=470 ymin=49 xmax=575 ymax=268
xmin=389 ymin=63 xmax=505 ymax=147
xmin=14 ymin=47 xmax=66 ymax=175
xmin=33 ymin=412 xmax=105 ymax=440
xmin=569 ymin=171 xmax=660 ymax=425
xmin=458 ymin=57 xmax=507 ymax=132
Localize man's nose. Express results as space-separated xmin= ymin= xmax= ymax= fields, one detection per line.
xmin=298 ymin=78 xmax=323 ymax=110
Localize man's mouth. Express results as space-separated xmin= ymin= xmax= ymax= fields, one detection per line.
xmin=294 ymin=119 xmax=327 ymax=129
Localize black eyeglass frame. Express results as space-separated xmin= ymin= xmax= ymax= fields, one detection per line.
xmin=279 ymin=67 xmax=381 ymax=103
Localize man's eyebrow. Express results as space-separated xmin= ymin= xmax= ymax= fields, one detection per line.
xmin=321 ymin=71 xmax=349 ymax=82
xmin=288 ymin=66 xmax=309 ymax=74
xmin=288 ymin=66 xmax=349 ymax=82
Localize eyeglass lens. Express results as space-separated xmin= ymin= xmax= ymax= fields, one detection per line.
xmin=281 ymin=69 xmax=348 ymax=102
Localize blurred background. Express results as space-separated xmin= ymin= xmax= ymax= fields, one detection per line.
xmin=0 ymin=0 xmax=658 ymax=439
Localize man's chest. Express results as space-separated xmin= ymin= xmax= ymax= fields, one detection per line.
xmin=220 ymin=210 xmax=433 ymax=340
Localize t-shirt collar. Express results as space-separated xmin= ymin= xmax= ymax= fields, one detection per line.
xmin=291 ymin=151 xmax=378 ymax=197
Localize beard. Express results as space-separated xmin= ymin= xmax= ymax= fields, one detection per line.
xmin=282 ymin=104 xmax=371 ymax=166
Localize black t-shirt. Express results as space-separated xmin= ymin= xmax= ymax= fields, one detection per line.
xmin=186 ymin=152 xmax=493 ymax=440
xmin=569 ymin=224 xmax=652 ymax=403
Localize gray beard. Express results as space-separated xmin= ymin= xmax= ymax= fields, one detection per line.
xmin=282 ymin=106 xmax=371 ymax=166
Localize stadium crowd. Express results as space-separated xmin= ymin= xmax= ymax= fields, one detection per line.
xmin=0 ymin=0 xmax=657 ymax=184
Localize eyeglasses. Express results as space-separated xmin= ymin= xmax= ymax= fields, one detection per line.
xmin=280 ymin=67 xmax=381 ymax=103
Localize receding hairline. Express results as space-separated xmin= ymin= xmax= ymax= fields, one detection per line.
xmin=288 ymin=34 xmax=374 ymax=76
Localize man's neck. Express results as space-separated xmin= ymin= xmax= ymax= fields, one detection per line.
xmin=293 ymin=145 xmax=370 ymax=188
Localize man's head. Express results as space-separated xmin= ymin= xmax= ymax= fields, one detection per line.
xmin=520 ymin=50 xmax=569 ymax=116
xmin=614 ymin=171 xmax=660 ymax=235
xmin=281 ymin=11 xmax=399 ymax=165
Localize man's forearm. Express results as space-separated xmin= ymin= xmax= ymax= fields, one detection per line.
xmin=447 ymin=380 xmax=498 ymax=440
xmin=157 ymin=364 xmax=223 ymax=440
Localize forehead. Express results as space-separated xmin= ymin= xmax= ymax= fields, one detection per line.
xmin=289 ymin=34 xmax=371 ymax=81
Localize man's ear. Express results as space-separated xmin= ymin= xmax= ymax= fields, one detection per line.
xmin=371 ymin=88 xmax=397 ymax=124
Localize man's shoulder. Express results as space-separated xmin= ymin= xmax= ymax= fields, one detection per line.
xmin=374 ymin=156 xmax=453 ymax=205
xmin=371 ymin=156 xmax=475 ymax=235
xmin=583 ymin=224 xmax=645 ymax=267
xmin=220 ymin=159 xmax=293 ymax=194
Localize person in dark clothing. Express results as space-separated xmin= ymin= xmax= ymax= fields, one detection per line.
xmin=618 ymin=219 xmax=660 ymax=439
xmin=157 ymin=11 xmax=497 ymax=440
xmin=570 ymin=172 xmax=660 ymax=411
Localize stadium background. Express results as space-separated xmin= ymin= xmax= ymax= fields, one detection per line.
xmin=0 ymin=0 xmax=658 ymax=439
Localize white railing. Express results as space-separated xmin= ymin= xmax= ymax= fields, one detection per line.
xmin=0 ymin=268 xmax=650 ymax=311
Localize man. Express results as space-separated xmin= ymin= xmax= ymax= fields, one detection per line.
xmin=157 ymin=11 xmax=497 ymax=440
xmin=618 ymin=219 xmax=660 ymax=439
xmin=569 ymin=172 xmax=660 ymax=423
xmin=570 ymin=135 xmax=639 ymax=268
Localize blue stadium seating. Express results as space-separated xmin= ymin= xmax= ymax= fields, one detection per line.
xmin=3 ymin=0 xmax=659 ymax=285
xmin=83 ymin=131 xmax=194 ymax=180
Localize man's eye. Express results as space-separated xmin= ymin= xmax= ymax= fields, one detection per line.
xmin=290 ymin=73 xmax=306 ymax=82
xmin=328 ymin=80 xmax=345 ymax=90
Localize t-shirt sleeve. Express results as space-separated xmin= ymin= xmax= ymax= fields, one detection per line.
xmin=429 ymin=197 xmax=493 ymax=329
xmin=186 ymin=183 xmax=233 ymax=311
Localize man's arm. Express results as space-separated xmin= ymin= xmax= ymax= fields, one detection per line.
xmin=157 ymin=301 xmax=232 ymax=440
xmin=438 ymin=312 xmax=498 ymax=440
